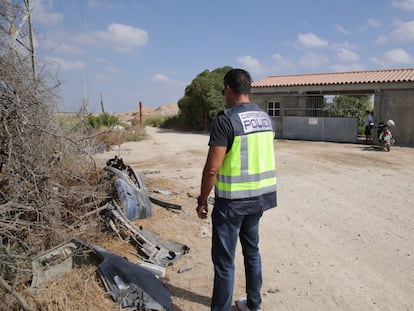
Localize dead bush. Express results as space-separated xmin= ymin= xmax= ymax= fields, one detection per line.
xmin=0 ymin=12 xmax=114 ymax=309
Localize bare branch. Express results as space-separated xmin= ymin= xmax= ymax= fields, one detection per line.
xmin=0 ymin=276 xmax=34 ymax=311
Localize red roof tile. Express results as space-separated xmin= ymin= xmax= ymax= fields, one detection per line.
xmin=251 ymin=68 xmax=414 ymax=88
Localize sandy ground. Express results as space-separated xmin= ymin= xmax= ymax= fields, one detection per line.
xmin=95 ymin=126 xmax=414 ymax=311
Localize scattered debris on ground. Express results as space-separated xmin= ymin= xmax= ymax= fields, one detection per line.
xmin=1 ymin=156 xmax=189 ymax=311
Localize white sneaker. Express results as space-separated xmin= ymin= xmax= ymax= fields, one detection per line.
xmin=236 ymin=297 xmax=261 ymax=311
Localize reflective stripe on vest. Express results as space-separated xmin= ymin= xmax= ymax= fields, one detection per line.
xmin=215 ymin=129 xmax=277 ymax=200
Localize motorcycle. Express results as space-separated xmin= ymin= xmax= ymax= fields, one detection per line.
xmin=376 ymin=120 xmax=395 ymax=152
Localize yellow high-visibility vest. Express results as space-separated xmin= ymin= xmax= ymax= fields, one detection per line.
xmin=215 ymin=103 xmax=277 ymax=200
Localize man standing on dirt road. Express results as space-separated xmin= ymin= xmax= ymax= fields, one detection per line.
xmin=196 ymin=68 xmax=277 ymax=311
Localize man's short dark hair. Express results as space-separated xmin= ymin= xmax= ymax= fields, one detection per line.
xmin=223 ymin=69 xmax=251 ymax=95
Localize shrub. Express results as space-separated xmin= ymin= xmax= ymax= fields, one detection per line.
xmin=87 ymin=113 xmax=118 ymax=128
xmin=144 ymin=116 xmax=168 ymax=127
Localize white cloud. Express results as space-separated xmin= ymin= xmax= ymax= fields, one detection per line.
xmin=393 ymin=21 xmax=414 ymax=41
xmin=236 ymin=55 xmax=265 ymax=75
xmin=152 ymin=74 xmax=170 ymax=82
xmin=36 ymin=33 xmax=85 ymax=56
xmin=367 ymin=18 xmax=382 ymax=28
xmin=331 ymin=41 xmax=358 ymax=50
xmin=336 ymin=48 xmax=360 ymax=62
xmin=297 ymin=33 xmax=328 ymax=48
xmin=91 ymin=23 xmax=149 ymax=52
xmin=336 ymin=25 xmax=349 ymax=35
xmin=237 ymin=55 xmax=260 ymax=67
xmin=57 ymin=43 xmax=84 ymax=55
xmin=150 ymin=74 xmax=187 ymax=87
xmin=95 ymin=57 xmax=108 ymax=63
xmin=375 ymin=35 xmax=389 ymax=45
xmin=370 ymin=48 xmax=414 ymax=66
xmin=330 ymin=63 xmax=365 ymax=72
xmin=392 ymin=0 xmax=414 ymax=10
xmin=31 ymin=0 xmax=63 ymax=25
xmin=107 ymin=66 xmax=119 ymax=73
xmin=271 ymin=54 xmax=295 ymax=71
xmin=46 ymin=58 xmax=86 ymax=71
xmin=384 ymin=48 xmax=413 ymax=63
xmin=299 ymin=52 xmax=330 ymax=69
xmin=96 ymin=73 xmax=110 ymax=82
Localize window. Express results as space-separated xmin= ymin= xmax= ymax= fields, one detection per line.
xmin=306 ymin=96 xmax=324 ymax=117
xmin=267 ymin=101 xmax=280 ymax=117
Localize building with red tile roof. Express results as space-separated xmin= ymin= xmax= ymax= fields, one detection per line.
xmin=250 ymin=68 xmax=414 ymax=146
xmin=252 ymin=68 xmax=414 ymax=88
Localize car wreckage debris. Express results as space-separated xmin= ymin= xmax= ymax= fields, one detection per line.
xmin=104 ymin=157 xmax=189 ymax=266
xmin=31 ymin=238 xmax=172 ymax=310
xmin=96 ymin=246 xmax=171 ymax=310
xmin=148 ymin=196 xmax=181 ymax=211
xmin=105 ymin=156 xmax=183 ymax=218
xmin=105 ymin=156 xmax=153 ymax=220
xmin=103 ymin=201 xmax=189 ymax=267
xmin=27 ymin=156 xmax=190 ymax=310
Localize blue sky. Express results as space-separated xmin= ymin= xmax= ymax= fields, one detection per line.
xmin=27 ymin=0 xmax=414 ymax=112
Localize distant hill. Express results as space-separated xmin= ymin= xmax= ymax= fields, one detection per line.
xmin=148 ymin=102 xmax=179 ymax=116
xmin=117 ymin=102 xmax=178 ymax=122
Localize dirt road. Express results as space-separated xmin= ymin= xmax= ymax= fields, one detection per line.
xmin=97 ymin=126 xmax=414 ymax=311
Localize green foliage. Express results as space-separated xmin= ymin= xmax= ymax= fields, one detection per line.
xmin=326 ymin=95 xmax=373 ymax=134
xmin=0 ymin=243 xmax=31 ymax=279
xmin=177 ymin=66 xmax=232 ymax=130
xmin=157 ymin=114 xmax=186 ymax=130
xmin=58 ymin=113 xmax=83 ymax=131
xmin=144 ymin=116 xmax=169 ymax=127
xmin=86 ymin=113 xmax=118 ymax=128
xmin=123 ymin=130 xmax=145 ymax=142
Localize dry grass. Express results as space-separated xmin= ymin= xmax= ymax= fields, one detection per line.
xmin=25 ymin=265 xmax=121 ymax=311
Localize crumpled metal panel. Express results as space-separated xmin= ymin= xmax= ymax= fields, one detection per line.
xmin=31 ymin=238 xmax=172 ymax=310
xmin=94 ymin=245 xmax=171 ymax=310
xmin=104 ymin=201 xmax=189 ymax=267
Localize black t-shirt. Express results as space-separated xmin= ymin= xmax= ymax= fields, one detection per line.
xmin=208 ymin=112 xmax=233 ymax=152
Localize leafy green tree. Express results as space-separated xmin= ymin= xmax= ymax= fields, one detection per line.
xmin=326 ymin=95 xmax=373 ymax=133
xmin=177 ymin=66 xmax=232 ymax=130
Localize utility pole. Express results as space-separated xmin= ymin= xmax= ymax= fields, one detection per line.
xmin=24 ymin=0 xmax=37 ymax=80
xmin=139 ymin=101 xmax=143 ymax=129
xmin=100 ymin=93 xmax=105 ymax=113
xmin=80 ymin=76 xmax=88 ymax=117
xmin=5 ymin=0 xmax=37 ymax=80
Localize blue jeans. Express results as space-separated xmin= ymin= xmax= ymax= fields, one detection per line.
xmin=211 ymin=202 xmax=263 ymax=311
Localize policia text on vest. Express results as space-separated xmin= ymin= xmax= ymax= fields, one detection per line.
xmin=238 ymin=111 xmax=273 ymax=133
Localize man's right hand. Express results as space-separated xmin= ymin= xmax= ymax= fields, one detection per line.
xmin=196 ymin=204 xmax=208 ymax=219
